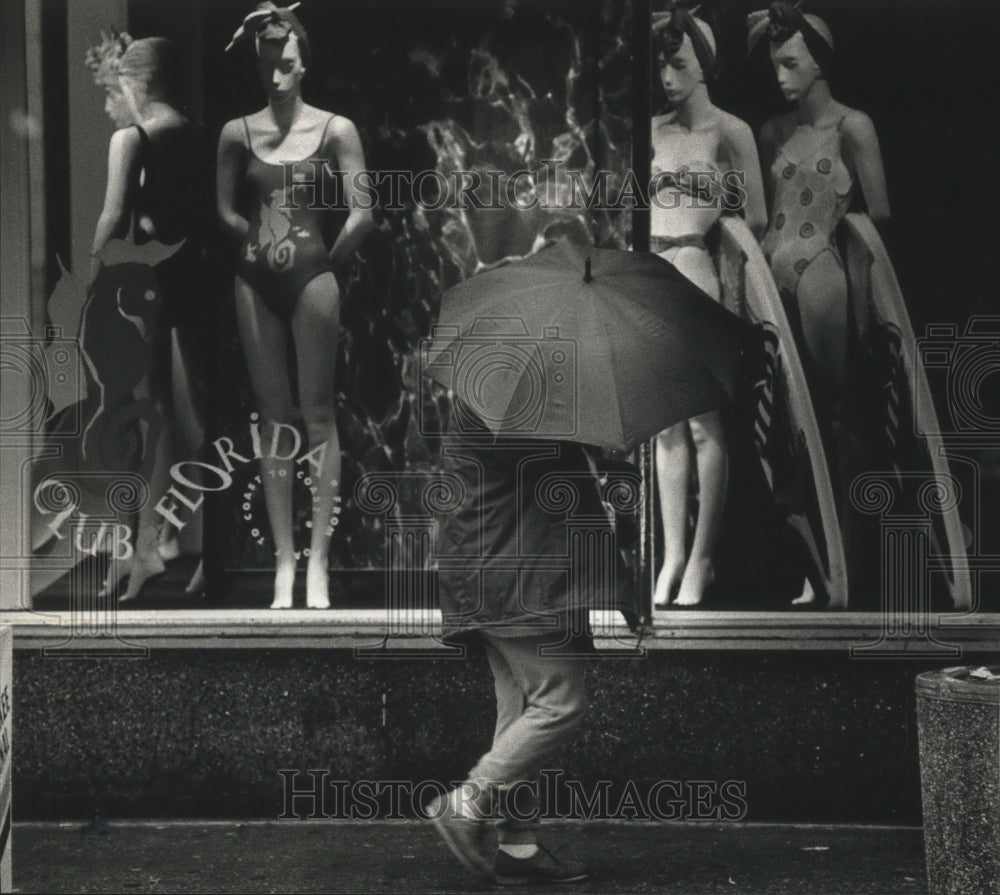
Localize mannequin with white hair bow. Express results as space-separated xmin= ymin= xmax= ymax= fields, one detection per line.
xmin=649 ymin=2 xmax=768 ymax=608
xmin=216 ymin=2 xmax=374 ymax=609
xmin=751 ymin=1 xmax=890 ymax=601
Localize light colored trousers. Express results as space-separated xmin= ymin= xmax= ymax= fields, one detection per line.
xmin=466 ymin=632 xmax=589 ymax=845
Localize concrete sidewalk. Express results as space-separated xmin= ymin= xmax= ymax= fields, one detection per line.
xmin=11 ymin=820 xmax=926 ymax=894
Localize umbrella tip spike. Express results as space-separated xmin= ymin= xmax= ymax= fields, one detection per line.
xmin=584 ymin=256 xmax=593 ymax=284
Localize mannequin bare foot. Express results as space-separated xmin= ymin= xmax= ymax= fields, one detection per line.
xmin=673 ymin=558 xmax=714 ymax=607
xmin=270 ymin=553 xmax=296 ymax=609
xmin=158 ymin=536 xmax=180 ymax=563
xmin=790 ymin=578 xmax=819 ymax=606
xmin=653 ymin=560 xmax=685 ymax=608
xmin=99 ymin=524 xmax=162 ymax=599
xmin=118 ymin=552 xmax=167 ymax=603
xmin=184 ymin=559 xmax=205 ymax=596
xmin=305 ymin=554 xmax=330 ymax=609
xmin=98 ymin=561 xmax=129 ymax=598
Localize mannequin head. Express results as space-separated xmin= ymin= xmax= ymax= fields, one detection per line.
xmin=764 ymin=2 xmax=834 ymax=99
xmin=102 ymin=85 xmax=134 ymax=129
xmin=653 ymin=10 xmax=717 ymax=106
xmin=769 ymin=29 xmax=824 ymax=101
xmin=86 ymin=29 xmax=135 ymax=127
xmin=257 ymin=28 xmax=307 ymax=100
xmin=116 ymin=37 xmax=182 ymax=116
xmin=244 ymin=2 xmax=311 ymax=99
xmin=658 ymin=35 xmax=707 ymax=105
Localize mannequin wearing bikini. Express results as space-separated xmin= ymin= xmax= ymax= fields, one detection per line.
xmin=217 ymin=3 xmax=373 ymax=608
xmin=650 ymin=10 xmax=767 ymax=608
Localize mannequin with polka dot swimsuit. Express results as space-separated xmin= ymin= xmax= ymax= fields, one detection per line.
xmin=754 ymin=2 xmax=890 ymax=601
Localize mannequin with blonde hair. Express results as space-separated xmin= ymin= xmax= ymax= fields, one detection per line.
xmin=86 ymin=30 xmax=207 ymax=600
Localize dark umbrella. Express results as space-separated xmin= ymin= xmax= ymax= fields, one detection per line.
xmin=422 ymin=240 xmax=750 ymax=451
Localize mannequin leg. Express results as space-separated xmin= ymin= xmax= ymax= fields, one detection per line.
xmin=113 ymin=389 xmax=170 ymax=601
xmin=653 ymin=245 xmax=722 ymax=608
xmin=674 ymin=410 xmax=727 ymax=606
xmin=235 ymin=278 xmax=297 ymax=609
xmin=171 ymin=325 xmax=207 ymax=594
xmin=654 ymin=423 xmax=692 ymax=607
xmin=796 ymin=253 xmax=859 ymax=602
xmin=290 ymin=273 xmax=341 ymax=610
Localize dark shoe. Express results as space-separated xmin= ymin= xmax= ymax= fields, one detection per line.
xmin=426 ymin=792 xmax=492 ymax=879
xmin=494 ymin=844 xmax=589 ymax=885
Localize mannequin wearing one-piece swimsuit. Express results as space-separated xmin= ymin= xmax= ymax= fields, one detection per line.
xmin=84 ymin=35 xmax=207 ymax=601
xmin=132 ymin=121 xmax=206 ymax=347
xmin=235 ymin=114 xmax=347 ymax=320
xmin=754 ymin=2 xmax=891 ymax=604
xmin=127 ymin=116 xmax=207 ymax=599
xmin=217 ymin=3 xmax=373 ymax=610
xmin=761 ymin=115 xmax=853 ymax=351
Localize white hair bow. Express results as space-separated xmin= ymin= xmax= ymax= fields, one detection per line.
xmin=225 ymin=2 xmax=301 ymax=52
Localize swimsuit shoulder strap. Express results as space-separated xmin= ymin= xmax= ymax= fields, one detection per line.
xmin=241 ymin=116 xmax=252 ymax=152
xmin=318 ymin=113 xmax=336 ymax=151
xmin=134 ymin=123 xmax=150 ymax=153
xmin=133 ymin=124 xmax=152 ymax=171
xmin=133 ymin=124 xmax=152 ymax=192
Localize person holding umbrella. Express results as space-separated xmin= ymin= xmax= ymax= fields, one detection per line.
xmin=422 ymin=241 xmax=749 ymax=883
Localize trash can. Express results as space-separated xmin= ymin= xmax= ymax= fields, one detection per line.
xmin=1 ymin=626 xmax=11 ymax=894
xmin=916 ymin=666 xmax=1000 ymax=895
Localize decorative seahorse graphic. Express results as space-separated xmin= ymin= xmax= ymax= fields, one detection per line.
xmin=256 ymin=187 xmax=297 ymax=273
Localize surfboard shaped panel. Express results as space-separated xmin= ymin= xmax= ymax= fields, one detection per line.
xmin=841 ymin=212 xmax=971 ymax=610
xmin=716 ymin=216 xmax=848 ymax=608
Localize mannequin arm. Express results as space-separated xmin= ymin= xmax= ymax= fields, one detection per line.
xmin=842 ymin=110 xmax=890 ymax=224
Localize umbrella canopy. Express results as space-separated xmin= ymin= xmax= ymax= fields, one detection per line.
xmin=422 ymin=240 xmax=750 ymax=451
